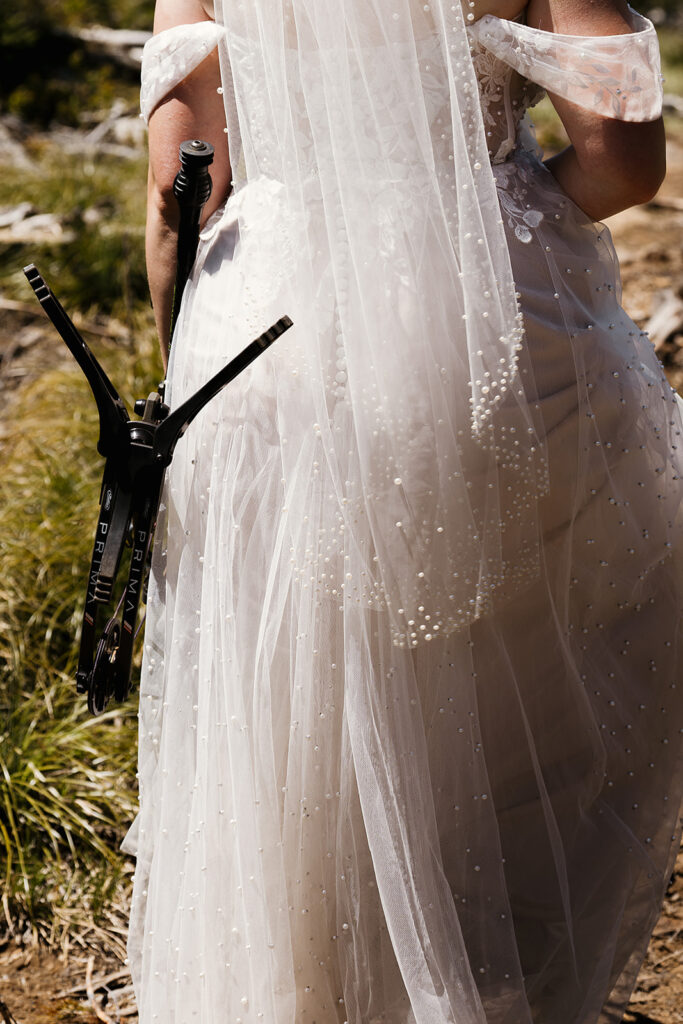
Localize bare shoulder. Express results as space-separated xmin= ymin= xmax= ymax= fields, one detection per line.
xmin=525 ymin=0 xmax=634 ymax=34
xmin=152 ymin=0 xmax=215 ymax=33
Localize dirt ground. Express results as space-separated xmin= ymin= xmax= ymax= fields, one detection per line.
xmin=1 ymin=137 xmax=683 ymax=1024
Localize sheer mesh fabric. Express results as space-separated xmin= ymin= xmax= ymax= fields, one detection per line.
xmin=129 ymin=5 xmax=683 ymax=1023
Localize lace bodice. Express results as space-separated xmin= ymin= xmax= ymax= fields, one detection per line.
xmin=468 ymin=3 xmax=663 ymax=163
xmin=469 ymin=27 xmax=544 ymax=164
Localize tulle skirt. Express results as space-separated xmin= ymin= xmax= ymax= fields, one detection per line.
xmin=125 ymin=150 xmax=683 ymax=1024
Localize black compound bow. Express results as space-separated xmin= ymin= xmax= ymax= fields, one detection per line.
xmin=24 ymin=140 xmax=292 ymax=714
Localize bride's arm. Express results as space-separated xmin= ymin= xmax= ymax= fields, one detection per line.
xmin=146 ymin=0 xmax=232 ymax=364
xmin=526 ymin=0 xmax=666 ymax=220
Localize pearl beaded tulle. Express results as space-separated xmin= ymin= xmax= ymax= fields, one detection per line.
xmin=127 ymin=4 xmax=682 ymax=1023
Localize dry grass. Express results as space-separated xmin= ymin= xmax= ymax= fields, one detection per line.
xmin=0 ymin=337 xmax=159 ymax=958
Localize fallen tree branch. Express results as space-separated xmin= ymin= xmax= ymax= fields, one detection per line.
xmin=56 ymin=25 xmax=151 ymax=70
xmin=58 ymin=966 xmax=131 ymax=998
xmin=646 ymin=195 xmax=683 ymax=213
xmin=646 ymin=286 xmax=683 ymax=352
xmin=86 ymin=955 xmax=118 ymax=1024
xmin=0 ymin=296 xmax=130 ymax=340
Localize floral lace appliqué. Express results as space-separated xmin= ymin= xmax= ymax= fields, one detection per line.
xmin=469 ymin=34 xmax=544 ymax=164
xmin=494 ymin=160 xmax=544 ymax=243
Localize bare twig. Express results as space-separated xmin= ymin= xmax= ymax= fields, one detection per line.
xmin=58 ymin=966 xmax=131 ymax=997
xmin=1 ymin=894 xmax=14 ymax=935
xmin=85 ymin=955 xmax=118 ymax=1024
xmin=652 ymin=945 xmax=683 ymax=969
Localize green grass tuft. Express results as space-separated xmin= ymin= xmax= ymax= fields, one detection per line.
xmin=0 ymin=148 xmax=150 ymax=319
xmin=0 ymin=341 xmax=159 ymax=955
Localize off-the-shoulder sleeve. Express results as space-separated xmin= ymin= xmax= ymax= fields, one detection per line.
xmin=468 ymin=8 xmax=663 ymax=122
xmin=140 ymin=21 xmax=225 ymax=123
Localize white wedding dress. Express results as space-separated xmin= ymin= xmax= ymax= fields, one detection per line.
xmin=127 ymin=3 xmax=683 ymax=1022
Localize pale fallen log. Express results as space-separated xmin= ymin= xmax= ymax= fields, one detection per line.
xmin=0 ymin=296 xmax=130 ymax=341
xmin=82 ymin=99 xmax=146 ymax=149
xmin=663 ymin=92 xmax=683 ymax=117
xmin=0 ymin=211 xmax=75 ymax=245
xmin=646 ymin=287 xmax=683 ymax=352
xmin=46 ymin=126 xmax=141 ymax=161
xmin=0 ymin=120 xmax=35 ymax=170
xmin=60 ymin=25 xmax=151 ymax=69
xmin=0 ymin=203 xmax=34 ymax=229
xmin=647 ymin=195 xmax=683 ymax=213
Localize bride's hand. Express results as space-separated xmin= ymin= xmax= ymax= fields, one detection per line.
xmin=146 ymin=0 xmax=232 ymax=363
